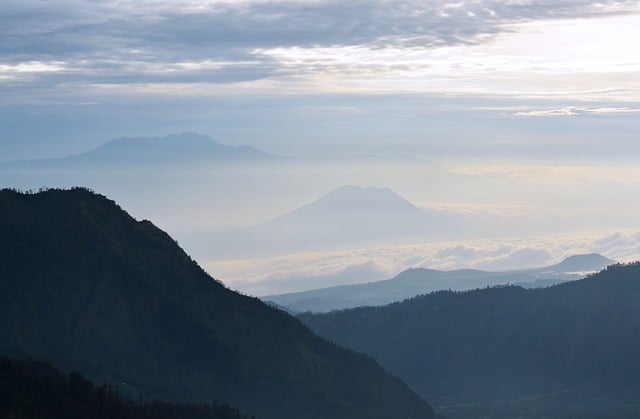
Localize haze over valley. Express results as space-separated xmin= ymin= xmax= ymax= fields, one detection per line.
xmin=3 ymin=1 xmax=640 ymax=418
xmin=3 ymin=133 xmax=640 ymax=294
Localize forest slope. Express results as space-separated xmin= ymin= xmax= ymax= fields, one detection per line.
xmin=301 ymin=263 xmax=640 ymax=418
xmin=0 ymin=188 xmax=435 ymax=419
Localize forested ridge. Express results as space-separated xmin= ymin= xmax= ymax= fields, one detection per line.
xmin=0 ymin=187 xmax=436 ymax=419
xmin=301 ymin=263 xmax=640 ymax=418
xmin=0 ymin=356 xmax=249 ymax=419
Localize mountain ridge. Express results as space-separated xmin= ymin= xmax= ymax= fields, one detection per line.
xmin=1 ymin=355 xmax=249 ymax=419
xmin=265 ymin=254 xmax=615 ymax=312
xmin=299 ymin=262 xmax=640 ymax=418
xmin=0 ymin=132 xmax=277 ymax=167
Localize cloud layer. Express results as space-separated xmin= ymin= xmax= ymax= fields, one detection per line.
xmin=2 ymin=0 xmax=639 ymax=98
xmin=208 ymin=229 xmax=640 ymax=295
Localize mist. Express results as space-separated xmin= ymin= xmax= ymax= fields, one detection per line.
xmin=3 ymin=136 xmax=640 ymax=294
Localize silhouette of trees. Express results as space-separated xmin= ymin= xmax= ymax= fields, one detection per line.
xmin=0 ymin=356 xmax=250 ymax=419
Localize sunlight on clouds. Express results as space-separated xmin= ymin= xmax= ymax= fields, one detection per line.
xmin=3 ymin=0 xmax=640 ymax=107
xmin=110 ymin=0 xmax=323 ymax=15
xmin=0 ymin=61 xmax=67 ymax=78
xmin=81 ymin=79 xmax=287 ymax=97
xmin=514 ymin=106 xmax=640 ymax=116
xmin=483 ymin=15 xmax=640 ymax=74
xmin=253 ymin=13 xmax=640 ymax=100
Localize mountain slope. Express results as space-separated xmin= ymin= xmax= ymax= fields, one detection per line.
xmin=0 ymin=356 xmax=248 ymax=419
xmin=266 ymin=254 xmax=615 ymax=312
xmin=300 ymin=264 xmax=640 ymax=418
xmin=0 ymin=188 xmax=436 ymax=419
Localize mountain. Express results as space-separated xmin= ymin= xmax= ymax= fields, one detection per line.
xmin=0 ymin=132 xmax=276 ymax=168
xmin=202 ymin=185 xmax=471 ymax=258
xmin=532 ymin=253 xmax=615 ymax=274
xmin=300 ymin=263 xmax=640 ymax=418
xmin=1 ymin=356 xmax=249 ymax=419
xmin=0 ymin=188 xmax=436 ymax=419
xmin=281 ymin=185 xmax=425 ymax=220
xmin=265 ymin=254 xmax=615 ymax=312
xmin=263 ymin=185 xmax=437 ymax=243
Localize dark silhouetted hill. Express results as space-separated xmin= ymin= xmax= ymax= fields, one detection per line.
xmin=266 ymin=254 xmax=614 ymax=313
xmin=0 ymin=355 xmax=248 ymax=419
xmin=300 ymin=263 xmax=640 ymax=418
xmin=0 ymin=187 xmax=436 ymax=419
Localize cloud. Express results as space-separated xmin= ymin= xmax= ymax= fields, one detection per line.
xmin=515 ymin=106 xmax=640 ymax=116
xmin=435 ymin=245 xmax=480 ymax=263
xmin=253 ymin=260 xmax=391 ymax=296
xmin=472 ymin=247 xmax=552 ymax=270
xmin=2 ymin=0 xmax=639 ymax=92
xmin=207 ymin=229 xmax=640 ymax=295
xmin=2 ymin=0 xmax=640 ymax=161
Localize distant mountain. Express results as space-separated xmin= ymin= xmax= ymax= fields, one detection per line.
xmin=0 ymin=188 xmax=436 ymax=419
xmin=0 ymin=132 xmax=277 ymax=168
xmin=264 ymin=185 xmax=438 ymax=243
xmin=300 ymin=263 xmax=640 ymax=418
xmin=281 ymin=185 xmax=425 ymax=220
xmin=532 ymin=253 xmax=615 ymax=273
xmin=265 ymin=254 xmax=615 ymax=312
xmin=1 ymin=356 xmax=249 ymax=419
xmin=204 ymin=185 xmax=471 ymax=258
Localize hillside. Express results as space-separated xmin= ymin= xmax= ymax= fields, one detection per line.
xmin=0 ymin=188 xmax=436 ymax=419
xmin=300 ymin=264 xmax=640 ymax=418
xmin=0 ymin=356 xmax=248 ymax=419
xmin=266 ymin=254 xmax=614 ymax=313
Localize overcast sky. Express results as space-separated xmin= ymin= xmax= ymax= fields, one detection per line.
xmin=1 ymin=0 xmax=639 ymax=160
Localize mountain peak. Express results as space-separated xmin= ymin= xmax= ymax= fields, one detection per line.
xmin=71 ymin=132 xmax=274 ymax=165
xmin=305 ymin=185 xmax=422 ymax=214
xmin=214 ymin=185 xmax=461 ymax=259
xmin=101 ymin=132 xmax=217 ymax=149
xmin=330 ymin=185 xmax=396 ymax=197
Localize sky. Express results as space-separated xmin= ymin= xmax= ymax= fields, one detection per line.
xmin=2 ymin=0 xmax=640 ymax=159
xmin=2 ymin=0 xmax=640 ymax=294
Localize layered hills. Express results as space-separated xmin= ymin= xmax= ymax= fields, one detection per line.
xmin=0 ymin=188 xmax=436 ymax=419
xmin=300 ymin=263 xmax=640 ymax=418
xmin=266 ymin=253 xmax=615 ymax=312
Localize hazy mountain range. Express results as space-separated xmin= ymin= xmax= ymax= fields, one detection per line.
xmin=265 ymin=253 xmax=615 ymax=312
xmin=301 ymin=262 xmax=640 ymax=418
xmin=0 ymin=133 xmax=480 ymax=261
xmin=0 ymin=188 xmax=436 ymax=419
xmin=0 ymin=132 xmax=277 ymax=169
